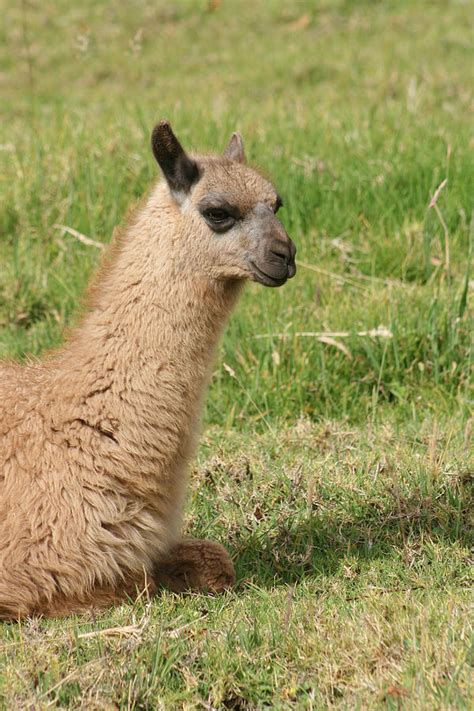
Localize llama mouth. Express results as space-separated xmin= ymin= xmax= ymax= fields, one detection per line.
xmin=248 ymin=261 xmax=288 ymax=287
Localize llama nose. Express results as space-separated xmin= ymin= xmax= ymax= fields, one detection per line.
xmin=270 ymin=240 xmax=297 ymax=278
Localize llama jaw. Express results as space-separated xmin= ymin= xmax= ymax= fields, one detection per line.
xmin=248 ymin=259 xmax=294 ymax=287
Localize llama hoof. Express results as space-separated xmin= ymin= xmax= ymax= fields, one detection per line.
xmin=153 ymin=538 xmax=236 ymax=594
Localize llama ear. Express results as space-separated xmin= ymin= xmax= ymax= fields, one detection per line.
xmin=224 ymin=132 xmax=246 ymax=163
xmin=151 ymin=120 xmax=200 ymax=200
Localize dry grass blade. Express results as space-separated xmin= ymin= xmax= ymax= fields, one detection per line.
xmin=54 ymin=224 xmax=105 ymax=250
xmin=254 ymin=326 xmax=393 ymax=339
xmin=298 ymin=261 xmax=405 ymax=288
xmin=282 ymin=585 xmax=295 ymax=633
xmin=428 ymin=179 xmax=450 ymax=274
xmin=317 ymin=335 xmax=353 ymax=358
xmin=428 ymin=178 xmax=448 ymax=209
xmin=77 ymin=624 xmax=142 ymax=639
xmin=298 ymin=261 xmax=365 ymax=288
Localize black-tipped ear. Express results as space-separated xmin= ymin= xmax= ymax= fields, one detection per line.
xmin=151 ymin=120 xmax=200 ymax=198
xmin=224 ymin=132 xmax=246 ymax=163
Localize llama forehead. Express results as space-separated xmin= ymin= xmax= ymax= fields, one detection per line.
xmin=192 ymin=157 xmax=277 ymax=212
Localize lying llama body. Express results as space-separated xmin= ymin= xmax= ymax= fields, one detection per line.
xmin=0 ymin=122 xmax=296 ymax=619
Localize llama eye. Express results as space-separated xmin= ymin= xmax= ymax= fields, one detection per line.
xmin=204 ymin=208 xmax=230 ymax=222
xmin=201 ymin=207 xmax=236 ymax=233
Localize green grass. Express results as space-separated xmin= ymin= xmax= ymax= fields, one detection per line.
xmin=0 ymin=0 xmax=473 ymax=708
xmin=1 ymin=423 xmax=472 ymax=708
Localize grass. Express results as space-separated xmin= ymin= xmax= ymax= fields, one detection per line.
xmin=0 ymin=0 xmax=473 ymax=708
xmin=1 ymin=423 xmax=472 ymax=708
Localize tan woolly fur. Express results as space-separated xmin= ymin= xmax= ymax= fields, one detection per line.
xmin=0 ymin=122 xmax=296 ymax=620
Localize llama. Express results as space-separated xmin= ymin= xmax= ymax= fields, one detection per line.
xmin=0 ymin=121 xmax=296 ymax=619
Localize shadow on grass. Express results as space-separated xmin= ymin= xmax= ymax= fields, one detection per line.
xmin=230 ymin=474 xmax=473 ymax=588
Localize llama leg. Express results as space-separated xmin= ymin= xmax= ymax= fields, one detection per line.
xmin=153 ymin=539 xmax=235 ymax=594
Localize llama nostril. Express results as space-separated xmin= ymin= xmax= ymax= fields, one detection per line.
xmin=270 ymin=249 xmax=289 ymax=264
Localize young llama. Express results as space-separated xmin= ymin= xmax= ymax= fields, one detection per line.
xmin=0 ymin=121 xmax=296 ymax=619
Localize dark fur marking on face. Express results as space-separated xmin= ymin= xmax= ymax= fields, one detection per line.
xmin=274 ymin=194 xmax=283 ymax=213
xmin=151 ymin=120 xmax=201 ymax=196
xmin=198 ymin=194 xmax=242 ymax=233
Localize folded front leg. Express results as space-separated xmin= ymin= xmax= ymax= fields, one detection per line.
xmin=153 ymin=538 xmax=236 ymax=594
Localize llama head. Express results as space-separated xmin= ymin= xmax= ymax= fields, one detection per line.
xmin=151 ymin=120 xmax=296 ymax=287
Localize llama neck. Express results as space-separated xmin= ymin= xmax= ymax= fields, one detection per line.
xmin=73 ymin=191 xmax=241 ymax=374
xmin=55 ymin=190 xmax=243 ymax=480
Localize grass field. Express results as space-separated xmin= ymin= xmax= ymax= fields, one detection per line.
xmin=0 ymin=0 xmax=473 ymax=708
